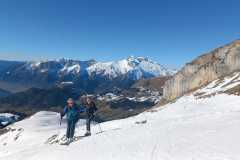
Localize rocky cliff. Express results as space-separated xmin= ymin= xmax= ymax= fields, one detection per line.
xmin=163 ymin=40 xmax=240 ymax=100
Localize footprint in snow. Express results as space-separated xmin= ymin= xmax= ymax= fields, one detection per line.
xmin=135 ymin=120 xmax=147 ymax=125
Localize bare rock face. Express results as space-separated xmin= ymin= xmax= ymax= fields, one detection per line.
xmin=163 ymin=40 xmax=240 ymax=101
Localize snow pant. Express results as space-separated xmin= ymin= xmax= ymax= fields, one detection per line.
xmin=86 ymin=115 xmax=94 ymax=132
xmin=66 ymin=119 xmax=78 ymax=139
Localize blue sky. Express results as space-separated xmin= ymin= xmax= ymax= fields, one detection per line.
xmin=0 ymin=0 xmax=239 ymax=68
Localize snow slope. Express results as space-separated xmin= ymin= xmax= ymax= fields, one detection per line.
xmin=1 ymin=96 xmax=240 ymax=160
xmin=1 ymin=74 xmax=240 ymax=160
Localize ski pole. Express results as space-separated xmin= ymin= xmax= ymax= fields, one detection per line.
xmin=94 ymin=114 xmax=103 ymax=133
xmin=60 ymin=116 xmax=62 ymax=126
xmin=97 ymin=122 xmax=103 ymax=133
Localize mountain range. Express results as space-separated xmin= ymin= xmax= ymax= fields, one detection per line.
xmin=0 ymin=56 xmax=175 ymax=94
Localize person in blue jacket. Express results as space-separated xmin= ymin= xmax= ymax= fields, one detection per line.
xmin=60 ymin=98 xmax=84 ymax=144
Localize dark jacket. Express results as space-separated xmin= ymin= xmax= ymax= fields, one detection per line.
xmin=85 ymin=102 xmax=98 ymax=118
xmin=61 ymin=105 xmax=84 ymax=121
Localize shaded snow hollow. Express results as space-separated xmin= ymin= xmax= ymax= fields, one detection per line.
xmin=1 ymin=93 xmax=240 ymax=160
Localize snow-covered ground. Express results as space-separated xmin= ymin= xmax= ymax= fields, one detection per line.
xmin=1 ymin=72 xmax=240 ymax=160
xmin=1 ymin=92 xmax=240 ymax=160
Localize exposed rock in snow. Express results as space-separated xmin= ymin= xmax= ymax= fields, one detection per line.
xmin=0 ymin=113 xmax=20 ymax=128
xmin=194 ymin=72 xmax=240 ymax=98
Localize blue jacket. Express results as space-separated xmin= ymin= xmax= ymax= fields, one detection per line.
xmin=61 ymin=105 xmax=85 ymax=121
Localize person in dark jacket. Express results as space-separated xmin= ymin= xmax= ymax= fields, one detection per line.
xmin=61 ymin=98 xmax=84 ymax=144
xmin=84 ymin=97 xmax=98 ymax=136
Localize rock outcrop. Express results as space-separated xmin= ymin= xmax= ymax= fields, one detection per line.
xmin=163 ymin=40 xmax=240 ymax=101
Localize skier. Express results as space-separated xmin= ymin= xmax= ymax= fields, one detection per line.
xmin=60 ymin=98 xmax=84 ymax=145
xmin=84 ymin=97 xmax=98 ymax=136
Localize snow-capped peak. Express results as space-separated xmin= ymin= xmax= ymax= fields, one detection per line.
xmin=27 ymin=60 xmax=47 ymax=69
xmin=127 ymin=56 xmax=149 ymax=64
xmin=22 ymin=59 xmax=91 ymax=75
xmin=87 ymin=59 xmax=133 ymax=78
xmin=60 ymin=63 xmax=81 ymax=74
xmin=87 ymin=56 xmax=175 ymax=79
